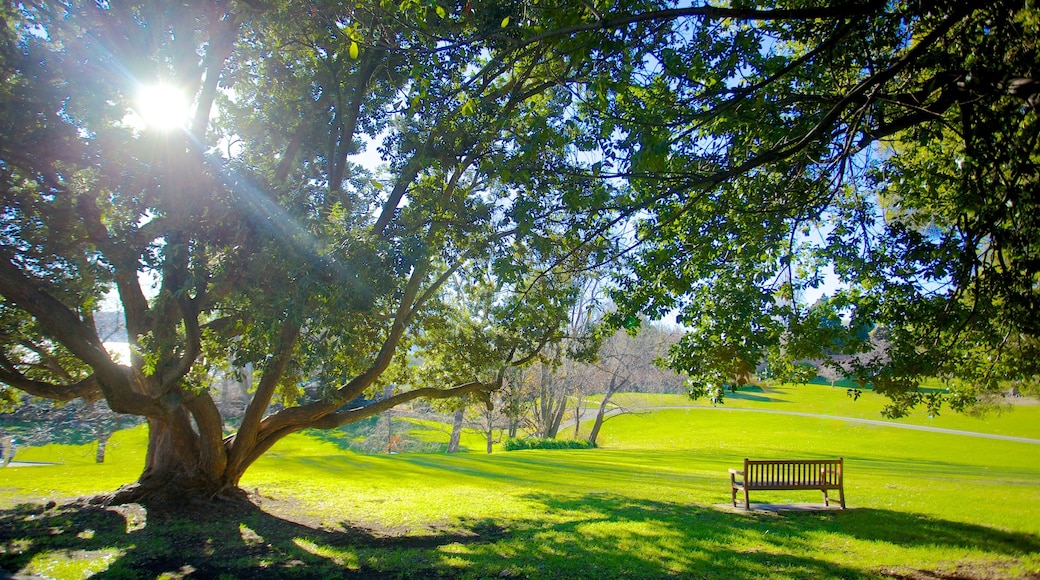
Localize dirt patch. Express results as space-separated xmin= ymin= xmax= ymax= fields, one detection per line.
xmin=879 ymin=561 xmax=1040 ymax=579
xmin=1006 ymin=396 xmax=1040 ymax=406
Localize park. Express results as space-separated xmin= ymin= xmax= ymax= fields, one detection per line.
xmin=1 ymin=0 xmax=1039 ymax=578
xmin=2 ymin=384 xmax=1039 ymax=577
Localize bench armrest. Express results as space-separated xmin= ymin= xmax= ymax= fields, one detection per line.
xmin=728 ymin=469 xmax=744 ymax=476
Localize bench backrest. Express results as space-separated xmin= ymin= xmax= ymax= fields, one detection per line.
xmin=744 ymin=458 xmax=843 ymax=486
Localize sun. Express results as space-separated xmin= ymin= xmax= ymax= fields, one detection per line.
xmin=133 ymin=83 xmax=193 ymax=130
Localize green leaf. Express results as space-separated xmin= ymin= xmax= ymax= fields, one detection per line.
xmin=349 ymin=41 xmax=359 ymax=59
xmin=500 ymin=16 xmax=510 ymax=28
xmin=435 ymin=5 xmax=446 ymax=19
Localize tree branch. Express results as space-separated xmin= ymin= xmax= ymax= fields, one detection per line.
xmin=516 ymin=1 xmax=886 ymax=50
xmin=0 ymin=252 xmax=110 ymax=369
xmin=190 ymin=8 xmax=238 ymax=135
xmin=0 ymin=253 xmax=167 ymax=415
xmin=227 ymin=319 xmax=301 ymax=461
xmin=0 ymin=361 xmax=103 ymax=402
xmin=184 ymin=390 xmax=228 ymax=481
xmin=328 ymin=47 xmax=385 ymax=192
xmin=310 ymin=381 xmax=495 ymax=429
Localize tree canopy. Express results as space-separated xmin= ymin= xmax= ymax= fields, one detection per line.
xmin=604 ymin=0 xmax=1040 ymax=416
xmin=0 ymin=0 xmax=1037 ymax=503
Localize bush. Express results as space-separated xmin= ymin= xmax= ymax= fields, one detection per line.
xmin=502 ymin=437 xmax=597 ymax=451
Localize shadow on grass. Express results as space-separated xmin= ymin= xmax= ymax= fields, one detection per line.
xmin=727 ymin=385 xmax=789 ymax=404
xmin=727 ymin=392 xmax=787 ymax=403
xmin=1 ymin=493 xmax=1038 ymax=579
xmin=523 ymin=494 xmax=1040 ymax=577
xmin=0 ymin=498 xmax=492 ymax=579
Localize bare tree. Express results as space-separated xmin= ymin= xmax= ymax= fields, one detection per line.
xmin=586 ymin=324 xmax=683 ymax=445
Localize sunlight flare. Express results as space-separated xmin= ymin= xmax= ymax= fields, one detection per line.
xmin=132 ymin=83 xmax=193 ymax=130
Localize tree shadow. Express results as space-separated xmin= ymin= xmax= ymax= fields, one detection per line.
xmin=728 ymin=392 xmax=787 ymax=403
xmin=447 ymin=493 xmax=1040 ymax=579
xmin=727 ymin=386 xmax=788 ymax=403
xmin=1 ymin=493 xmax=1038 ymax=579
xmin=0 ymin=497 xmax=498 ymax=579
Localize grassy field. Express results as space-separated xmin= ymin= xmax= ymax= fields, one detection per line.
xmin=607 ymin=381 xmax=1040 ymax=439
xmin=1 ymin=383 xmax=1039 ymax=578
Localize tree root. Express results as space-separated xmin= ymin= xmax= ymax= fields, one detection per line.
xmin=88 ymin=480 xmax=253 ymax=515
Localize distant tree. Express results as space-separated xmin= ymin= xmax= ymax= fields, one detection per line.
xmin=406 ymin=262 xmax=585 ymax=451
xmin=0 ymin=397 xmax=137 ymax=462
xmin=585 ymin=323 xmax=679 ymax=445
xmin=445 ymin=406 xmax=466 ymax=454
xmin=474 ymin=397 xmax=507 ymax=454
xmin=526 ymin=361 xmax=567 ymax=439
xmin=81 ymin=400 xmax=126 ymax=463
xmin=524 ymin=275 xmax=602 ymax=439
xmin=498 ymin=368 xmax=529 ymax=440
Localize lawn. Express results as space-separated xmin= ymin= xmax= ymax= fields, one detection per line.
xmin=608 ymin=381 xmax=1040 ymax=439
xmin=1 ymin=384 xmax=1039 ymax=579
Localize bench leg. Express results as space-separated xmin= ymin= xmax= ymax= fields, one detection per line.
xmin=838 ymin=486 xmax=846 ymax=509
xmin=823 ymin=489 xmax=830 ymax=507
xmin=743 ymin=488 xmax=750 ymax=510
xmin=731 ymin=485 xmax=737 ymax=508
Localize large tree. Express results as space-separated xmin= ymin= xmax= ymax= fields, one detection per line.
xmin=0 ymin=0 xmax=624 ymax=503
xmin=2 ymin=0 xmax=1036 ymax=507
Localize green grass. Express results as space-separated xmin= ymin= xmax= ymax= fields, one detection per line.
xmin=2 ymin=387 xmax=1039 ymax=578
xmin=607 ymin=381 xmax=1040 ymax=439
xmin=0 ymin=427 xmax=147 ymax=503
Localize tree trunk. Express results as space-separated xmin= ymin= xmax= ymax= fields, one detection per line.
xmin=587 ymin=396 xmax=611 ymax=446
xmin=446 ymin=407 xmax=464 ymax=453
xmin=571 ymin=392 xmax=587 ymax=439
xmin=108 ymin=409 xmax=245 ymax=507
xmin=588 ymin=375 xmax=624 ymax=446
xmin=95 ymin=430 xmax=110 ymax=464
xmin=486 ymin=429 xmax=493 ymax=454
xmin=546 ymin=399 xmax=566 ymax=439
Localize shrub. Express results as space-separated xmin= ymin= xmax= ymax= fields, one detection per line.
xmin=502 ymin=437 xmax=597 ymax=451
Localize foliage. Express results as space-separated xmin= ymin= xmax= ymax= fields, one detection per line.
xmin=2 ymin=0 xmax=1038 ymax=504
xmin=501 ymin=437 xmax=596 ymax=451
xmin=607 ymin=0 xmax=1040 ymax=416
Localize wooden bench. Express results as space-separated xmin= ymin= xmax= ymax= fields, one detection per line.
xmin=729 ymin=458 xmax=845 ymax=510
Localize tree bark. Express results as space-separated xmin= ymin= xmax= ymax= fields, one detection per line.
xmin=546 ymin=400 xmax=566 ymax=439
xmin=102 ymin=412 xmax=238 ymax=507
xmin=571 ymin=392 xmax=587 ymax=439
xmin=446 ymin=407 xmax=465 ymax=453
xmin=588 ymin=374 xmax=627 ymax=446
xmin=95 ymin=430 xmax=109 ymax=464
xmin=587 ymin=396 xmax=611 ymax=446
